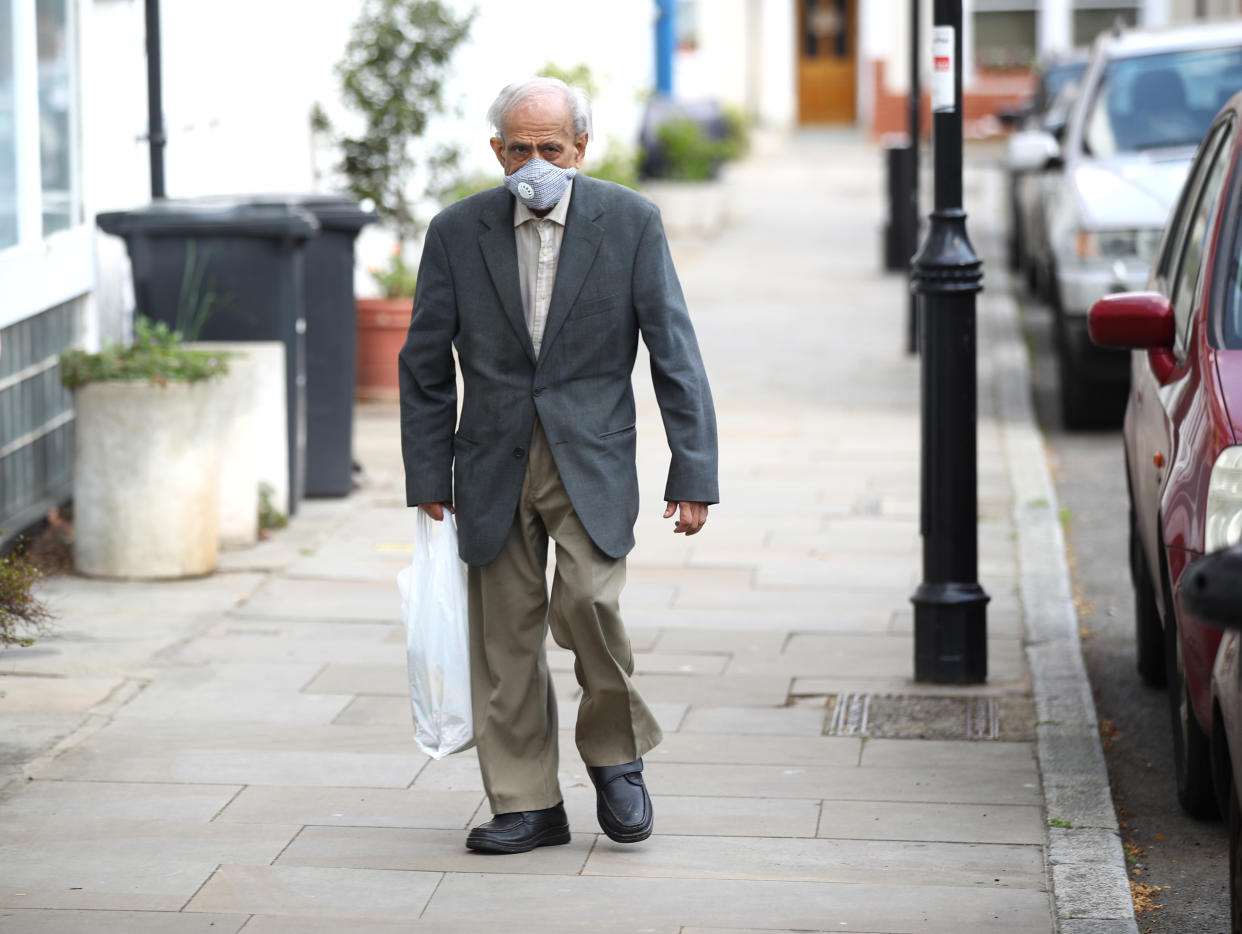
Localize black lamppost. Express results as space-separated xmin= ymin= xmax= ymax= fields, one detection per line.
xmin=145 ymin=0 xmax=166 ymax=199
xmin=906 ymin=0 xmax=921 ymax=355
xmin=910 ymin=0 xmax=989 ymax=682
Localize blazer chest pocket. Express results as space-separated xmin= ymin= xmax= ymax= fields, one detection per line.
xmin=572 ymin=295 xmax=617 ymax=320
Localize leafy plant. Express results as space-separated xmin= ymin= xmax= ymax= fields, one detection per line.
xmin=537 ymin=61 xmax=601 ymax=98
xmin=174 ymin=239 xmax=232 ymax=341
xmin=720 ymin=104 xmax=752 ymax=161
xmin=258 ymin=483 xmax=288 ymax=533
xmin=369 ymin=244 xmax=419 ymax=298
xmin=59 ymin=317 xmax=229 ymax=391
xmin=0 ymin=548 xmax=51 ymax=649
xmin=656 ymin=117 xmax=728 ymax=182
xmin=316 ymin=0 xmax=474 ymax=247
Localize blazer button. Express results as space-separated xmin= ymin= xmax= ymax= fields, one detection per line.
xmin=513 ymin=447 xmax=525 ymax=459
xmin=533 ymin=387 xmax=543 ymax=396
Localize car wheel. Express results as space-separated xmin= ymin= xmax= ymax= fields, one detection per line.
xmin=1165 ymin=605 xmax=1219 ymax=818
xmin=1130 ymin=506 xmax=1166 ymax=686
xmin=1230 ymin=784 xmax=1242 ymax=933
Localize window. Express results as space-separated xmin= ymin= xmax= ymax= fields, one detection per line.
xmin=975 ymin=11 xmax=1037 ymax=72
xmin=1170 ymin=123 xmax=1232 ymax=349
xmin=1 ymin=0 xmax=16 ymax=249
xmin=1083 ymin=47 xmax=1242 ymax=158
xmin=0 ymin=0 xmax=87 ymax=332
xmin=1073 ymin=7 xmax=1138 ymax=47
xmin=37 ymin=0 xmax=74 ymax=236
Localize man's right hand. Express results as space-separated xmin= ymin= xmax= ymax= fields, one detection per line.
xmin=419 ymin=503 xmax=454 ymax=521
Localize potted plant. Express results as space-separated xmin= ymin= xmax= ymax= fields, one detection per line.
xmin=59 ymin=319 xmax=232 ymax=579
xmin=313 ymin=0 xmax=472 ymax=401
xmin=640 ymin=105 xmax=751 ymax=237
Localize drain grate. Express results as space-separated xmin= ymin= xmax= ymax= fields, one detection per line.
xmin=824 ymin=693 xmax=1034 ymax=741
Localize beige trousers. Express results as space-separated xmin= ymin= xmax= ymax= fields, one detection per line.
xmin=467 ymin=421 xmax=663 ymax=814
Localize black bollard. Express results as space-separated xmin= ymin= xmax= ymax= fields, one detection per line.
xmin=906 ymin=0 xmax=922 ymax=355
xmin=910 ymin=0 xmax=989 ymax=683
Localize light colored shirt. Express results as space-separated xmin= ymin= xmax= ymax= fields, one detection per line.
xmin=513 ymin=181 xmax=573 ymax=356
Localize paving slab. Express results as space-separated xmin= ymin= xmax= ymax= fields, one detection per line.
xmin=646 ymin=762 xmax=1041 ymax=805
xmin=0 ymin=818 xmax=298 ymax=910
xmin=561 ymin=785 xmax=821 ymax=838
xmin=859 ymin=738 xmax=1037 ymax=771
xmin=582 ymin=833 xmax=1046 ymax=888
xmin=419 ymin=873 xmax=1052 ymax=933
xmin=817 ymin=800 xmax=1045 ymax=845
xmin=184 ymin=864 xmax=441 ymax=918
xmin=0 ymin=908 xmax=249 ymax=933
xmin=628 ymin=673 xmax=791 ymax=706
xmin=647 ymin=730 xmax=859 ymax=766
xmin=276 ymin=825 xmax=593 ymax=874
xmin=234 ymin=578 xmax=401 ymax=622
xmin=214 ymin=785 xmax=483 ymax=829
xmin=241 ymin=919 xmax=677 ymax=934
xmin=115 ymin=684 xmax=353 ymax=724
xmin=0 ymin=780 xmax=241 ymax=822
xmin=679 ymin=705 xmax=828 ymax=735
xmin=0 ymin=675 xmax=123 ymax=713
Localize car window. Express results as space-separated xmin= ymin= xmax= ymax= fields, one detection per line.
xmin=1157 ymin=122 xmax=1225 ymax=290
xmin=1170 ymin=123 xmax=1233 ymax=350
xmin=1082 ymin=46 xmax=1242 ymax=157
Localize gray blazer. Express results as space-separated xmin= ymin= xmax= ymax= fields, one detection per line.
xmin=399 ymin=174 xmax=718 ymax=567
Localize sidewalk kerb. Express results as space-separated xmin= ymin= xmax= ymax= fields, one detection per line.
xmin=979 ymin=181 xmax=1139 ymax=933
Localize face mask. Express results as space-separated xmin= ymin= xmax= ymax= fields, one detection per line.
xmin=503 ymin=157 xmax=577 ymax=211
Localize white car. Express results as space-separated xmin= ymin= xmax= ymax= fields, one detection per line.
xmin=1009 ymin=21 xmax=1242 ymax=429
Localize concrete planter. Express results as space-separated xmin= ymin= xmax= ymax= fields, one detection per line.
xmin=73 ymin=380 xmax=224 ymax=579
xmin=640 ymin=178 xmax=727 ymax=238
xmin=185 ymin=341 xmax=290 ymax=543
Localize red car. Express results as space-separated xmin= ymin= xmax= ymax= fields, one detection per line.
xmin=1089 ymin=92 xmax=1242 ymax=820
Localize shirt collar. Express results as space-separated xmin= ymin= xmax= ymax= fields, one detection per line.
xmin=513 ymin=179 xmax=574 ymax=228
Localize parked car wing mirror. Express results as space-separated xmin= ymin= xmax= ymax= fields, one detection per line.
xmin=1179 ymin=545 xmax=1242 ymax=627
xmin=1088 ymin=291 xmax=1176 ymax=350
xmin=1007 ymin=131 xmax=1062 ymax=172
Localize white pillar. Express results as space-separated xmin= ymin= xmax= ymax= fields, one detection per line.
xmin=1142 ymin=0 xmax=1172 ymax=27
xmin=1038 ymin=0 xmax=1073 ymax=56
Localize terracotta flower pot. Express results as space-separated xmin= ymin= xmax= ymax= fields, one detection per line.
xmin=355 ymin=296 xmax=412 ymax=402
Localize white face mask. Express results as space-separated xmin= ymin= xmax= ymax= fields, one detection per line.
xmin=503 ymin=157 xmax=577 ymax=211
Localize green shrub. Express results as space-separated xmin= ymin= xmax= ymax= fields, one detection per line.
xmin=0 ymin=550 xmax=50 ymax=649
xmin=59 ymin=318 xmax=229 ymax=391
xmin=589 ymin=140 xmax=640 ymax=190
xmin=720 ymin=104 xmax=752 ymax=161
xmin=656 ymin=118 xmax=728 ymax=182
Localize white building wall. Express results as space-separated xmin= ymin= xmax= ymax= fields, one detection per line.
xmin=78 ymin=0 xmax=658 ymax=341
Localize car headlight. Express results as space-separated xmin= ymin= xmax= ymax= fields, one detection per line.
xmin=1206 ymin=446 xmax=1242 ymax=552
xmin=1074 ymin=228 xmax=1163 ymax=262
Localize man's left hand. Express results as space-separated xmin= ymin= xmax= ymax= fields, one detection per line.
xmin=664 ymin=501 xmax=709 ymax=535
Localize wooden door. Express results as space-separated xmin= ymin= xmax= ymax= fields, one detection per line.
xmin=797 ymin=0 xmax=856 ymax=124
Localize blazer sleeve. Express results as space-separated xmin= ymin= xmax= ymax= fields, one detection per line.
xmin=632 ymin=205 xmax=720 ymax=505
xmin=398 ymin=221 xmax=458 ymax=507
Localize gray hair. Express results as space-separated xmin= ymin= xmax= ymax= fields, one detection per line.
xmin=487 ymin=77 xmax=592 ymax=142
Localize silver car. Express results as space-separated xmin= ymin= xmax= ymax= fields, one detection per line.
xmin=1009 ymin=21 xmax=1242 ymax=429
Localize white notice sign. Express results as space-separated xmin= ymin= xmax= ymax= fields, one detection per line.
xmin=931 ymin=26 xmax=955 ymax=114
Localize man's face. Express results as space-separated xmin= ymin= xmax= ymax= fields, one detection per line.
xmin=490 ymin=94 xmax=588 ymax=175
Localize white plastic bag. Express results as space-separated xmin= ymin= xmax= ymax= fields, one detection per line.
xmin=396 ymin=509 xmax=474 ymax=759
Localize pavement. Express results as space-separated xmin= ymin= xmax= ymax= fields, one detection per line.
xmin=0 ymin=131 xmax=1138 ymax=933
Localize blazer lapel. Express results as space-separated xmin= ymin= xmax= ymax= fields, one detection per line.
xmin=478 ymin=191 xmax=537 ymax=366
xmin=539 ymin=178 xmax=604 ymax=361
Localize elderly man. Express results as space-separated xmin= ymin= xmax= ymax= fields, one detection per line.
xmin=399 ymin=77 xmax=718 ymax=854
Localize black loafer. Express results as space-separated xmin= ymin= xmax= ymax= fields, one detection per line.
xmin=587 ymin=758 xmax=653 ymax=843
xmin=465 ymin=802 xmax=571 ymax=854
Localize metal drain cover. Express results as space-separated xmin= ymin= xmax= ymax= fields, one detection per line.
xmin=825 ymin=693 xmax=1035 ymax=741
